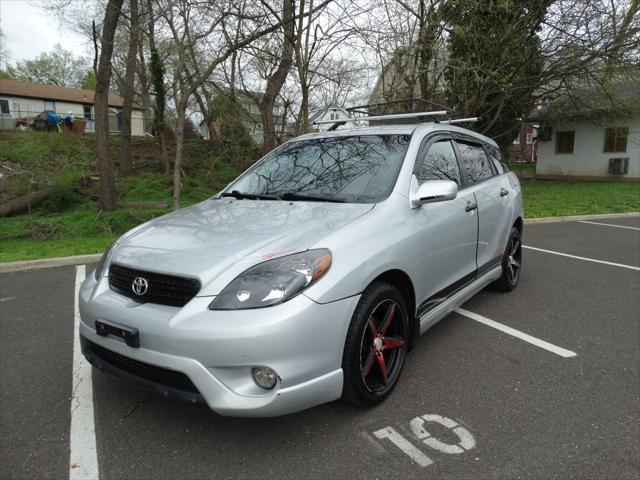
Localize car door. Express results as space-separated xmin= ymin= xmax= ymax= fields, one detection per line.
xmin=408 ymin=134 xmax=479 ymax=317
xmin=453 ymin=137 xmax=511 ymax=273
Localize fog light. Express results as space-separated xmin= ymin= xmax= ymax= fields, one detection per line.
xmin=252 ymin=366 xmax=277 ymax=389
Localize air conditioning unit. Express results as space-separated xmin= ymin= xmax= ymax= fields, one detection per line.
xmin=608 ymin=157 xmax=629 ymax=174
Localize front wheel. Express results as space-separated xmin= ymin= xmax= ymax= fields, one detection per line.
xmin=492 ymin=227 xmax=522 ymax=292
xmin=341 ymin=282 xmax=409 ymax=407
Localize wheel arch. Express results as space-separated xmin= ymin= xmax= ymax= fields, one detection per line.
xmin=513 ymin=216 xmax=523 ymax=235
xmin=369 ymin=269 xmax=418 ymax=350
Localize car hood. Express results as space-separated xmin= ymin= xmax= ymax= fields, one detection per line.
xmin=109 ymin=198 xmax=374 ymax=294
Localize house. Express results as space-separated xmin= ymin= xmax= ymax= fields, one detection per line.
xmin=0 ymin=78 xmax=146 ymax=136
xmin=530 ymin=82 xmax=639 ymax=181
xmin=309 ymin=106 xmax=354 ymax=131
xmin=508 ymin=122 xmax=538 ymax=163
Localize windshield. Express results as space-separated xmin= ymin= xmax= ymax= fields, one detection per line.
xmin=225 ymin=134 xmax=412 ymax=203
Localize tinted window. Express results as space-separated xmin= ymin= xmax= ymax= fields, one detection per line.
xmin=456 ymin=141 xmax=494 ymax=184
xmin=416 ymin=139 xmax=461 ymax=186
xmin=227 ymin=135 xmax=411 ymax=203
xmin=485 ymin=144 xmax=505 ymax=174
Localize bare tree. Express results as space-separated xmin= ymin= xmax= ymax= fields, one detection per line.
xmin=257 ymin=0 xmax=295 ymax=152
xmin=120 ymin=0 xmax=140 ymax=175
xmin=95 ymin=0 xmax=124 ymax=211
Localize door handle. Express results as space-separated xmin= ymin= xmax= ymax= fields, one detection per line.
xmin=500 ymin=187 xmax=509 ymax=197
xmin=465 ymin=201 xmax=477 ymax=212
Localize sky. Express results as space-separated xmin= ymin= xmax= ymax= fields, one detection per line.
xmin=0 ymin=0 xmax=88 ymax=66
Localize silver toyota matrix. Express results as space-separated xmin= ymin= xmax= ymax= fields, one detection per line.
xmin=79 ymin=119 xmax=523 ymax=417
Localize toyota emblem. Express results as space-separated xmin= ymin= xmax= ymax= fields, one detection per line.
xmin=132 ymin=276 xmax=149 ymax=296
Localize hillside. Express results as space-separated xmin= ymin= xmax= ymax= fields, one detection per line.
xmin=0 ymin=131 xmax=247 ymax=261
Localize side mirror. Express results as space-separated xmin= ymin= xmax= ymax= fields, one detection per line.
xmin=410 ymin=179 xmax=458 ymax=208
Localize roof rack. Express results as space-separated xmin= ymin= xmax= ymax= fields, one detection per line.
xmin=313 ymin=111 xmax=448 ymax=127
xmin=310 ymin=97 xmax=479 ymax=130
xmin=312 ymin=109 xmax=479 ymax=131
xmin=346 ymin=97 xmax=455 ymax=117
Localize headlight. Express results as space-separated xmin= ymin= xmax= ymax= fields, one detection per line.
xmin=208 ymin=249 xmax=331 ymax=310
xmin=94 ymin=244 xmax=114 ymax=280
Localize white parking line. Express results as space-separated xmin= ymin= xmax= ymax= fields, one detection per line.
xmin=69 ymin=265 xmax=99 ymax=480
xmin=523 ymin=245 xmax=640 ymax=271
xmin=578 ymin=220 xmax=640 ymax=231
xmin=455 ymin=308 xmax=577 ymax=358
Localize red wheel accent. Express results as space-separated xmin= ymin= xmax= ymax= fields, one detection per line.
xmin=359 ymin=298 xmax=407 ymax=393
xmin=362 ymin=351 xmax=375 ymax=377
xmin=375 ymin=351 xmax=388 ymax=385
xmin=382 ymin=337 xmax=404 ymax=349
xmin=379 ymin=303 xmax=396 ymax=335
xmin=367 ymin=318 xmax=377 ymax=336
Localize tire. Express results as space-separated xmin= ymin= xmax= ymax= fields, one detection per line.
xmin=341 ymin=282 xmax=409 ymax=407
xmin=492 ymin=227 xmax=522 ymax=292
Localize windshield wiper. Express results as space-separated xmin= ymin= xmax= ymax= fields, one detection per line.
xmin=221 ymin=190 xmax=280 ymax=200
xmin=278 ymin=192 xmax=346 ymax=203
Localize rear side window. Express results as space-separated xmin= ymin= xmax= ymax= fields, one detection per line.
xmin=485 ymin=144 xmax=505 ymax=174
xmin=456 ymin=140 xmax=494 ymax=184
xmin=416 ymin=139 xmax=462 ymax=186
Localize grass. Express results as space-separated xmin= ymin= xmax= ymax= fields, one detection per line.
xmin=0 ymin=130 xmax=245 ymax=262
xmin=521 ymin=180 xmax=640 ymax=218
xmin=507 ymin=162 xmax=536 ymax=177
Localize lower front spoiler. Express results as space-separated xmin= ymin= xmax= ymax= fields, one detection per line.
xmin=81 ymin=336 xmax=205 ymax=405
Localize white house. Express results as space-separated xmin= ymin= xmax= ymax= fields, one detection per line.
xmin=0 ymin=78 xmax=146 ymax=136
xmin=309 ymin=106 xmax=354 ymax=131
xmin=532 ymin=83 xmax=639 ymax=181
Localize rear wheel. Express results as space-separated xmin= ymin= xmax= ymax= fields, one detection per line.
xmin=492 ymin=227 xmax=522 ymax=292
xmin=341 ymin=282 xmax=409 ymax=407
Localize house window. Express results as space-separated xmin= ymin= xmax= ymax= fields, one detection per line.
xmin=83 ymin=104 xmax=92 ymax=119
xmin=0 ymin=99 xmax=9 ymax=114
xmin=44 ymin=99 xmax=55 ymax=112
xmin=555 ymin=131 xmax=575 ymax=154
xmin=604 ymin=127 xmax=628 ymax=153
xmin=526 ymin=133 xmax=533 ymax=144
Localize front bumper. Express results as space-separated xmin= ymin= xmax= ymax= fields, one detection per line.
xmin=79 ymin=273 xmax=360 ymax=417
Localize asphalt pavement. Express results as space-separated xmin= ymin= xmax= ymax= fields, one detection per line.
xmin=1 ymin=217 xmax=639 ymax=480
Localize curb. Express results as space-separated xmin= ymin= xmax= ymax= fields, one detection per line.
xmin=1 ymin=212 xmax=638 ymax=274
xmin=0 ymin=253 xmax=102 ymax=274
xmin=524 ymin=212 xmax=640 ymax=224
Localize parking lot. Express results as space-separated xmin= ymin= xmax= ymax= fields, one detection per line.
xmin=1 ymin=216 xmax=639 ymax=480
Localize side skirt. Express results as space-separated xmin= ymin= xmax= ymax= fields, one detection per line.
xmin=418 ymin=266 xmax=502 ymax=335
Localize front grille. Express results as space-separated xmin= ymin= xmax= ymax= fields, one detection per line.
xmin=85 ymin=340 xmax=200 ymax=394
xmin=109 ymin=264 xmax=201 ymax=307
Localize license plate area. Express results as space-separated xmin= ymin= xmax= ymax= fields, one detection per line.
xmin=95 ymin=319 xmax=140 ymax=348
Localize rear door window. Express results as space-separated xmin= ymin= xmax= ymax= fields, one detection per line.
xmin=455 ymin=140 xmax=495 ymax=185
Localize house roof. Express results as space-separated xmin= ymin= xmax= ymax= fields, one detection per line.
xmin=529 ymin=79 xmax=640 ymax=121
xmin=0 ymin=78 xmax=143 ymax=110
xmin=308 ymin=106 xmax=349 ymax=124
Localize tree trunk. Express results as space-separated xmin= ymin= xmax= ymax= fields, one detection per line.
xmin=259 ymin=0 xmax=295 ymax=153
xmin=0 ymin=189 xmax=52 ymax=217
xmin=95 ymin=0 xmax=124 ymax=211
xmin=146 ymin=0 xmax=169 ymax=173
xmin=299 ymin=85 xmax=309 ymax=133
xmin=120 ymin=0 xmax=139 ymax=176
xmin=172 ymin=104 xmax=186 ymax=211
xmin=137 ymin=43 xmax=151 ymax=134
